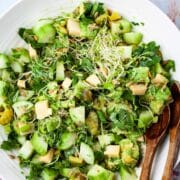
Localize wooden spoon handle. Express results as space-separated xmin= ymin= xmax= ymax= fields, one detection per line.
xmin=162 ymin=128 xmax=180 ymax=180
xmin=140 ymin=143 xmax=157 ymax=180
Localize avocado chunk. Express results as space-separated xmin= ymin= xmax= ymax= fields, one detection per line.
xmin=86 ymin=111 xmax=99 ymax=135
xmin=69 ymin=156 xmax=83 ymax=165
xmin=120 ymin=139 xmax=139 ymax=167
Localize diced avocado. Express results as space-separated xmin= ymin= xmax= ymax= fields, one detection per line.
xmin=119 ymin=166 xmax=137 ymax=180
xmin=0 ymin=53 xmax=10 ymax=69
xmin=120 ymin=139 xmax=139 ymax=167
xmin=41 ymin=168 xmax=58 ymax=180
xmin=69 ymin=106 xmax=85 ymax=126
xmin=79 ymin=143 xmax=94 ymax=165
xmin=150 ymin=100 xmax=164 ymax=114
xmin=109 ymin=11 xmax=121 ymax=21
xmin=19 ymin=141 xmax=34 ymax=159
xmin=123 ymin=32 xmax=143 ymax=45
xmin=120 ymin=139 xmax=133 ymax=152
xmin=31 ymin=132 xmax=48 ymax=155
xmin=143 ymin=85 xmax=171 ymax=105
xmin=129 ymin=67 xmax=150 ymax=84
xmin=56 ymin=61 xmax=64 ymax=81
xmin=33 ymin=20 xmax=56 ymax=43
xmin=32 ymin=149 xmax=54 ymax=164
xmin=95 ymin=13 xmax=108 ymax=25
xmin=13 ymin=120 xmax=34 ymax=135
xmin=86 ymin=111 xmax=99 ymax=135
xmin=98 ymin=134 xmax=115 ymax=147
xmin=138 ymin=110 xmax=154 ymax=129
xmin=58 ymin=132 xmax=76 ymax=150
xmin=121 ymin=149 xmax=137 ymax=166
xmin=69 ymin=156 xmax=83 ymax=165
xmin=60 ymin=168 xmax=79 ymax=178
xmin=87 ymin=165 xmax=114 ymax=180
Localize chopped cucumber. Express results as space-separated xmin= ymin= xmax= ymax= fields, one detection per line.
xmin=1 ymin=69 xmax=11 ymax=81
xmin=123 ymin=32 xmax=143 ymax=44
xmin=11 ymin=61 xmax=24 ymax=73
xmin=87 ymin=165 xmax=114 ymax=180
xmin=119 ymin=166 xmax=137 ymax=180
xmin=58 ymin=132 xmax=76 ymax=150
xmin=98 ymin=134 xmax=115 ymax=147
xmin=138 ymin=110 xmax=154 ymax=129
xmin=17 ymin=136 xmax=26 ymax=145
xmin=33 ymin=20 xmax=56 ymax=43
xmin=12 ymin=48 xmax=30 ymax=64
xmin=41 ymin=168 xmax=58 ymax=180
xmin=79 ymin=143 xmax=94 ymax=165
xmin=31 ymin=132 xmax=48 ymax=155
xmin=19 ymin=141 xmax=34 ymax=159
xmin=56 ymin=61 xmax=64 ymax=81
xmin=110 ymin=19 xmax=132 ymax=35
xmin=0 ymin=53 xmax=9 ymax=69
xmin=69 ymin=106 xmax=85 ymax=126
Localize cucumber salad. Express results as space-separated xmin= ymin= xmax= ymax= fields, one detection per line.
xmin=0 ymin=1 xmax=175 ymax=180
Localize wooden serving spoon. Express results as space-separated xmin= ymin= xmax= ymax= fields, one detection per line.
xmin=162 ymin=82 xmax=180 ymax=180
xmin=140 ymin=106 xmax=170 ymax=180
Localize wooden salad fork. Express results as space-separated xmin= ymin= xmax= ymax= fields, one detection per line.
xmin=140 ymin=106 xmax=170 ymax=180
xmin=162 ymin=82 xmax=180 ymax=180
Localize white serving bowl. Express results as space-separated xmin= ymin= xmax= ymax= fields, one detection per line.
xmin=0 ymin=0 xmax=179 ymax=179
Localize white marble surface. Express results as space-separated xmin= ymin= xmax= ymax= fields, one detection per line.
xmin=0 ymin=0 xmax=180 ymax=29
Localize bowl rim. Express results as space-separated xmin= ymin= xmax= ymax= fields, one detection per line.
xmin=0 ymin=0 xmax=179 ymax=33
